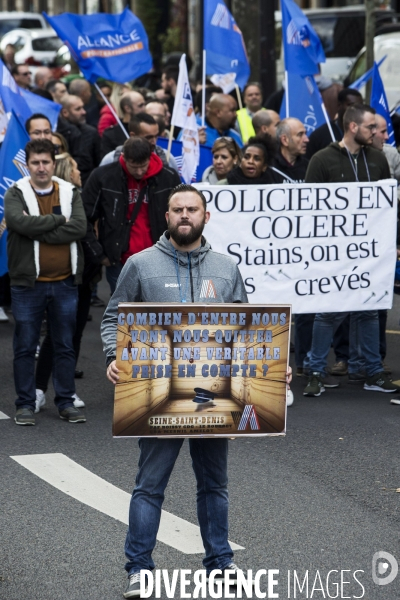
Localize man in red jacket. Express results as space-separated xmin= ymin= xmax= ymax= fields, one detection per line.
xmin=82 ymin=137 xmax=181 ymax=294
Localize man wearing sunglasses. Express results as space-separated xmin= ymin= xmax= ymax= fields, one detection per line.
xmin=11 ymin=65 xmax=31 ymax=90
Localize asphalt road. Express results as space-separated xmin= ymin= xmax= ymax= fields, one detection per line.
xmin=1 ymin=280 xmax=399 ymax=600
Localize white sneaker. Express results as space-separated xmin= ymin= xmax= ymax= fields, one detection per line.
xmin=0 ymin=307 xmax=9 ymax=322
xmin=287 ymin=389 xmax=294 ymax=406
xmin=35 ymin=389 xmax=46 ymax=413
xmin=72 ymin=393 xmax=85 ymax=408
xmin=390 ymin=398 xmax=400 ymax=405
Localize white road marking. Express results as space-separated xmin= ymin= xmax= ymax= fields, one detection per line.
xmin=10 ymin=453 xmax=244 ymax=554
xmin=0 ymin=411 xmax=10 ymax=419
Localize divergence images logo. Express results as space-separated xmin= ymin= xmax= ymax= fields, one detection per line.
xmin=372 ymin=551 xmax=398 ymax=586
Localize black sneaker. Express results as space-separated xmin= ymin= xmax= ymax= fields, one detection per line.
xmin=15 ymin=408 xmax=35 ymax=426
xmin=320 ymin=374 xmax=340 ymax=388
xmin=59 ymin=407 xmax=86 ymax=423
xmin=348 ymin=371 xmax=366 ymax=384
xmin=364 ymin=372 xmax=400 ymax=393
xmin=206 ymin=562 xmax=241 ymax=585
xmin=124 ymin=572 xmax=148 ymax=598
xmin=303 ymin=372 xmax=325 ymax=397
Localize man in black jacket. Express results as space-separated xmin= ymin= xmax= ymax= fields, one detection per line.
xmin=82 ymin=137 xmax=181 ymax=294
xmin=57 ymin=95 xmax=101 ymax=186
xmin=303 ymin=104 xmax=399 ymax=397
xmin=271 ymin=118 xmax=309 ymax=184
xmin=306 ymin=88 xmax=362 ymax=160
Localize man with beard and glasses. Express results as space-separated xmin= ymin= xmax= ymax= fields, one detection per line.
xmin=303 ymin=104 xmax=400 ymax=397
xmin=82 ymin=137 xmax=180 ymax=294
xmin=101 ymin=183 xmax=294 ymax=598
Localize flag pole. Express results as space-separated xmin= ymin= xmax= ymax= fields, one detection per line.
xmin=166 ymin=125 xmax=174 ymax=163
xmin=235 ymin=85 xmax=243 ymax=110
xmin=320 ymin=101 xmax=335 ymax=142
xmin=201 ymin=50 xmax=206 ymax=127
xmin=285 ymin=70 xmax=289 ymax=118
xmin=94 ymin=82 xmax=129 ymax=139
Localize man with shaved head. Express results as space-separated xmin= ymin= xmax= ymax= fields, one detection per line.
xmin=252 ymin=109 xmax=280 ymax=138
xmin=34 ymin=67 xmax=52 ymax=90
xmin=69 ymin=78 xmax=92 ymax=106
xmin=146 ymin=99 xmax=169 ymax=137
xmin=271 ymin=118 xmax=309 ymax=184
xmin=101 ymin=91 xmax=146 ymax=157
xmin=179 ymin=93 xmax=242 ymax=148
xmin=57 ymin=95 xmax=101 ymax=186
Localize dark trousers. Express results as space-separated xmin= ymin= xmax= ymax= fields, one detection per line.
xmin=294 ymin=313 xmax=315 ymax=368
xmin=332 ymin=315 xmax=350 ymax=363
xmin=35 ymin=283 xmax=92 ymax=393
xmin=11 ymin=277 xmax=77 ymax=411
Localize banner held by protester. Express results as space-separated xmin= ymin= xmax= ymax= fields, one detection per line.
xmin=204 ymin=0 xmax=250 ymax=91
xmin=44 ymin=8 xmax=152 ymax=84
xmin=113 ymin=303 xmax=290 ymax=438
xmin=169 ymin=55 xmax=199 ymax=184
xmin=0 ymin=111 xmax=30 ymax=276
xmin=280 ymin=72 xmax=326 ymax=136
xmin=195 ymin=181 xmax=398 ymax=313
xmin=20 ymin=87 xmax=61 ymax=132
xmin=370 ymin=62 xmax=395 ymax=146
xmin=0 ymin=59 xmax=31 ymax=127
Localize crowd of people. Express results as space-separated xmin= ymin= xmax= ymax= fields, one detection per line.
xmin=0 ymin=57 xmax=399 ymax=420
xmin=0 ymin=50 xmax=400 ymax=599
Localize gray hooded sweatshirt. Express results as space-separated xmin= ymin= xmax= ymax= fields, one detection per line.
xmin=101 ymin=232 xmax=248 ymax=365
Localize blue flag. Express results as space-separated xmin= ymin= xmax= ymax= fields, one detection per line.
xmin=0 ymin=112 xmax=30 ymax=276
xmin=204 ymin=0 xmax=250 ymax=90
xmin=281 ymin=0 xmax=325 ymax=76
xmin=349 ymin=55 xmax=386 ymax=91
xmin=157 ymin=137 xmax=213 ymax=183
xmin=280 ymin=73 xmax=326 ymax=136
xmin=0 ymin=60 xmax=31 ymax=123
xmin=20 ymin=88 xmax=61 ymax=131
xmin=44 ymin=8 xmax=152 ymax=84
xmin=370 ymin=62 xmax=395 ymax=147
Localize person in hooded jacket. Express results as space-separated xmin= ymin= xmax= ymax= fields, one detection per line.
xmin=101 ymin=184 xmax=293 ymax=598
xmin=82 ymin=137 xmax=181 ymax=294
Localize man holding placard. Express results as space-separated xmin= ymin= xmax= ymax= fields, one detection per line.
xmin=101 ymin=184 xmax=292 ymax=598
xmin=303 ymin=104 xmax=400 ymax=396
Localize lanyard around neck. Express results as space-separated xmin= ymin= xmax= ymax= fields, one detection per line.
xmin=342 ymin=144 xmax=370 ymax=182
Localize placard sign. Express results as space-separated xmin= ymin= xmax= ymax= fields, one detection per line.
xmin=196 ymin=181 xmax=398 ymax=313
xmin=113 ymin=303 xmax=291 ymax=438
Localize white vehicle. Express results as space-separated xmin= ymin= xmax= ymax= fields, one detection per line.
xmin=344 ymin=32 xmax=400 ymax=110
xmin=0 ymin=28 xmax=62 ymax=68
xmin=0 ymin=12 xmax=47 ymax=37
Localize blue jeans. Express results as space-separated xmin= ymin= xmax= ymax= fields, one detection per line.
xmin=304 ymin=311 xmax=382 ymax=377
xmin=11 ymin=277 xmax=78 ymax=411
xmin=125 ymin=438 xmax=233 ymax=575
xmin=106 ymin=263 xmax=123 ymax=295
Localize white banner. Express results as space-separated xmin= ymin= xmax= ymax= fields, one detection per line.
xmin=196 ymin=181 xmax=398 ymax=313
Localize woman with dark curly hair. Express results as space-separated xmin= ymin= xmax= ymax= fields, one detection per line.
xmin=226 ymin=134 xmax=277 ymax=185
